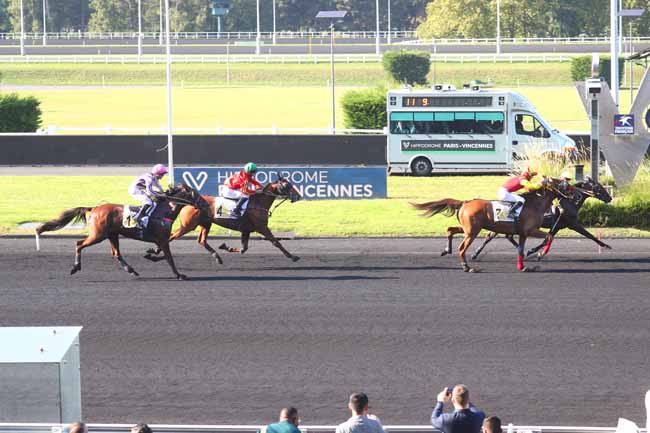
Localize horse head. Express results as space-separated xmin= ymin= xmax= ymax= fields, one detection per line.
xmin=168 ymin=183 xmax=210 ymax=211
xmin=266 ymin=177 xmax=302 ymax=203
xmin=576 ymin=177 xmax=613 ymax=203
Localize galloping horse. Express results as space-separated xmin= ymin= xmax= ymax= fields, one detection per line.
xmin=412 ymin=178 xmax=562 ymax=272
xmin=36 ymin=184 xmax=207 ymax=280
xmin=144 ymin=177 xmax=302 ymax=264
xmin=470 ymin=177 xmax=613 ymax=260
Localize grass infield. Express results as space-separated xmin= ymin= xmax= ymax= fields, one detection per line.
xmin=2 ymin=175 xmax=648 ymax=238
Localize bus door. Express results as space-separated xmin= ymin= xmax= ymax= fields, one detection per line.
xmin=511 ymin=112 xmax=551 ymax=156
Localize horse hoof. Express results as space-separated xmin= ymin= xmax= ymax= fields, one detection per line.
xmin=145 ymin=248 xmax=157 ymax=255
xmin=521 ymin=266 xmax=538 ymax=273
xmin=441 ymin=250 xmax=449 ymax=257
xmin=536 ymin=254 xmax=543 ymax=262
xmin=604 ymin=244 xmax=613 ymax=250
xmin=176 ymin=274 xmax=189 ymax=281
xmin=471 ymin=254 xmax=479 ymax=261
xmin=218 ymin=243 xmax=228 ymax=250
xmin=216 ymin=257 xmax=223 ymax=265
xmin=143 ymin=253 xmax=153 ymax=261
xmin=291 ymin=256 xmax=300 ymax=262
xmin=129 ymin=269 xmax=140 ymax=277
xmin=70 ymin=264 xmax=80 ymax=275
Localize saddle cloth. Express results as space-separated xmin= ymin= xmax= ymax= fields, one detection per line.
xmin=123 ymin=203 xmax=157 ymax=229
xmin=214 ymin=196 xmax=238 ymax=217
xmin=491 ymin=201 xmax=523 ymax=222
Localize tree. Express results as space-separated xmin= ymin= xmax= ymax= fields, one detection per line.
xmin=417 ymin=0 xmax=494 ymax=39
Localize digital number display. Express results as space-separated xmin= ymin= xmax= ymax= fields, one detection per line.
xmin=402 ymin=96 xmax=493 ymax=107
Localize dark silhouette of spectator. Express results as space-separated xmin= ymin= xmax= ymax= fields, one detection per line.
xmin=66 ymin=422 xmax=87 ymax=433
xmin=431 ymin=385 xmax=486 ymax=433
xmin=336 ymin=392 xmax=386 ymax=433
xmin=482 ymin=416 xmax=502 ymax=433
xmin=131 ymin=424 xmax=152 ymax=433
xmin=265 ymin=407 xmax=301 ymax=433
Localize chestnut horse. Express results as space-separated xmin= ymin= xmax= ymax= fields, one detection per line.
xmin=36 ymin=184 xmax=207 ymax=280
xmin=144 ymin=177 xmax=302 ymax=264
xmin=412 ymin=179 xmax=562 ymax=272
xmin=469 ymin=177 xmax=613 ymax=261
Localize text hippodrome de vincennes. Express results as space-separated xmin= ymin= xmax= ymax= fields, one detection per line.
xmin=185 ymin=168 xmax=380 ymax=199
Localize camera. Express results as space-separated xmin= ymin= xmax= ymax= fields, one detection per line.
xmin=585 ymin=78 xmax=603 ymax=98
xmin=446 ymin=387 xmax=453 ymax=395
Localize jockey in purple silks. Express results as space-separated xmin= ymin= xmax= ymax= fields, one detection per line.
xmin=128 ymin=164 xmax=168 ymax=223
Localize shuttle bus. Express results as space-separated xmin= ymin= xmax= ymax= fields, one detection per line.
xmin=386 ymin=85 xmax=576 ymax=175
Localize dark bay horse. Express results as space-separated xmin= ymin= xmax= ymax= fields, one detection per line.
xmin=36 ymin=184 xmax=207 ymax=280
xmin=470 ymin=177 xmax=613 ymax=260
xmin=144 ymin=177 xmax=302 ymax=264
xmin=412 ymin=179 xmax=562 ymax=272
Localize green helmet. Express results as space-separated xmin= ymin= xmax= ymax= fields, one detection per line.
xmin=244 ymin=162 xmax=257 ymax=173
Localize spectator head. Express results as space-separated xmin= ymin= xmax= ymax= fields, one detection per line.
xmin=483 ymin=417 xmax=502 ymax=433
xmin=131 ymin=424 xmax=152 ymax=433
xmin=348 ymin=392 xmax=369 ymax=415
xmin=451 ymin=384 xmax=470 ymax=409
xmin=67 ymin=423 xmax=87 ymax=433
xmin=279 ymin=407 xmax=300 ymax=426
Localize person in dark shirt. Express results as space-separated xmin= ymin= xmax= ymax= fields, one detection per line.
xmin=431 ymin=384 xmax=485 ymax=433
xmin=265 ymin=407 xmax=301 ymax=433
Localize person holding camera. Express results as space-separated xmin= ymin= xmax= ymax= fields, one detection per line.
xmin=431 ymin=385 xmax=485 ymax=433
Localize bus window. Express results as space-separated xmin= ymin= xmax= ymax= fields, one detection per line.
xmin=476 ymin=112 xmax=504 ymax=134
xmin=414 ymin=112 xmax=434 ymax=134
xmin=515 ymin=114 xmax=549 ymax=138
xmin=451 ymin=112 xmax=475 ymax=134
xmin=390 ymin=112 xmax=415 ymax=134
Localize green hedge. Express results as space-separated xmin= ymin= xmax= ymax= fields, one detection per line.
xmin=0 ymin=93 xmax=42 ymax=132
xmin=382 ymin=50 xmax=430 ymax=85
xmin=341 ymin=87 xmax=387 ymax=130
xmin=579 ymin=179 xmax=650 ymax=229
xmin=570 ymin=55 xmax=624 ymax=88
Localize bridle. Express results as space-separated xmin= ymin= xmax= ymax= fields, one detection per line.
xmin=252 ymin=179 xmax=296 ymax=217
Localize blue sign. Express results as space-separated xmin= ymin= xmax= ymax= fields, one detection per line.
xmin=175 ymin=166 xmax=387 ymax=200
xmin=614 ymin=114 xmax=634 ymax=135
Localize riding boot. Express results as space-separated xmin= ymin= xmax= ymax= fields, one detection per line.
xmin=135 ymin=204 xmax=151 ymax=226
xmin=230 ymin=196 xmax=248 ymax=218
xmin=508 ymin=201 xmax=523 ymax=220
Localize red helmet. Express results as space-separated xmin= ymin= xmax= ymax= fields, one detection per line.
xmin=521 ymin=167 xmax=537 ymax=180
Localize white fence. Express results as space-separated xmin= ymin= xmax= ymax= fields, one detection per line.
xmin=0 ymin=423 xmax=643 ymax=433
xmin=2 ymin=127 xmax=386 ymax=136
xmin=0 ymin=53 xmax=575 ymax=64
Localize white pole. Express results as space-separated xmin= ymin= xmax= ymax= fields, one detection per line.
xmin=138 ymin=0 xmax=142 ymax=58
xmin=159 ymin=0 xmax=163 ymax=45
xmin=387 ymin=0 xmax=391 ymax=45
xmin=375 ymin=0 xmax=380 ymax=55
xmin=330 ymin=22 xmax=336 ymax=133
xmin=42 ymin=0 xmax=47 ymax=45
xmin=496 ymin=0 xmax=501 ymax=54
xmin=611 ymin=0 xmax=619 ymax=107
xmin=272 ymin=0 xmax=276 ymax=45
xmin=165 ymin=0 xmax=174 ymax=185
xmin=255 ymin=0 xmax=261 ymax=55
xmin=20 ymin=0 xmax=25 ymax=56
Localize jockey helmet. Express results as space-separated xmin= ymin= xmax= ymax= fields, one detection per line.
xmin=244 ymin=162 xmax=257 ymax=173
xmin=152 ymin=164 xmax=169 ymax=176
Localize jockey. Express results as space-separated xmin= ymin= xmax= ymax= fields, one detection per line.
xmin=497 ymin=167 xmax=540 ymax=219
xmin=223 ymin=162 xmax=262 ymax=217
xmin=128 ymin=163 xmax=168 ymax=223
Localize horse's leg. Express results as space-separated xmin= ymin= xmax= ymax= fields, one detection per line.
xmin=258 ymin=227 xmax=300 ymax=262
xmin=505 ymin=235 xmax=519 ymax=248
xmin=441 ymin=226 xmax=463 ymax=256
xmin=570 ymin=222 xmax=612 ymax=249
xmin=240 ymin=232 xmax=250 ymax=254
xmin=471 ymin=231 xmax=497 ymax=260
xmin=517 ymin=235 xmax=529 ymax=271
xmin=218 ymin=242 xmax=240 ymax=253
xmin=198 ymin=223 xmax=223 ymax=265
xmin=108 ymin=234 xmax=139 ymax=276
xmin=71 ymin=234 xmax=105 ymax=275
xmin=159 ymin=241 xmax=187 ymax=280
xmin=458 ymin=231 xmax=479 ymax=272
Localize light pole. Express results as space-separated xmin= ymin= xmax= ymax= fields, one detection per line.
xmin=164 ymin=0 xmax=175 ymax=184
xmin=255 ymin=0 xmax=261 ymax=55
xmin=19 ymin=0 xmax=25 ymax=55
xmin=159 ymin=0 xmax=163 ymax=45
xmin=387 ymin=0 xmax=391 ymax=45
xmin=375 ymin=0 xmax=380 ymax=55
xmin=610 ymin=0 xmax=619 ymax=107
xmin=496 ymin=0 xmax=501 ymax=54
xmin=137 ymin=0 xmax=143 ymax=58
xmin=272 ymin=0 xmax=276 ymax=45
xmin=619 ymin=9 xmax=644 ymax=104
xmin=42 ymin=0 xmax=47 ymax=46
xmin=316 ymin=11 xmax=347 ymax=134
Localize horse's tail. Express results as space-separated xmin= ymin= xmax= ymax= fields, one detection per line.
xmin=36 ymin=207 xmax=92 ymax=234
xmin=410 ymin=198 xmax=464 ymax=218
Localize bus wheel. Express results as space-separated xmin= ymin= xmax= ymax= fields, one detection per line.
xmin=411 ymin=157 xmax=432 ymax=176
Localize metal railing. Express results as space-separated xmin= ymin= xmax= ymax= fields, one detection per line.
xmin=0 ymin=31 xmax=417 ymax=41
xmin=0 ymin=423 xmax=643 ymax=433
xmin=0 ymin=53 xmax=575 ymax=64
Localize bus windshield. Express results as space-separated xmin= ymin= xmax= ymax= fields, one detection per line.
xmin=389 ymin=111 xmax=504 ymax=135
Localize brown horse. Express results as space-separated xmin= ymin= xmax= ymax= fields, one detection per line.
xmin=411 ymin=179 xmax=562 ymax=272
xmin=144 ymin=177 xmax=302 ymax=264
xmin=36 ymin=184 xmax=208 ymax=280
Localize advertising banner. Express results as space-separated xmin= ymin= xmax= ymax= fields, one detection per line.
xmin=175 ymin=166 xmax=387 ymax=199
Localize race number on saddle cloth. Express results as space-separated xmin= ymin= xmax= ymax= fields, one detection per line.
xmin=222 ymin=162 xmax=262 ymax=218
xmin=126 ymin=164 xmax=168 ymax=227
xmin=494 ymin=168 xmax=543 ymax=221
